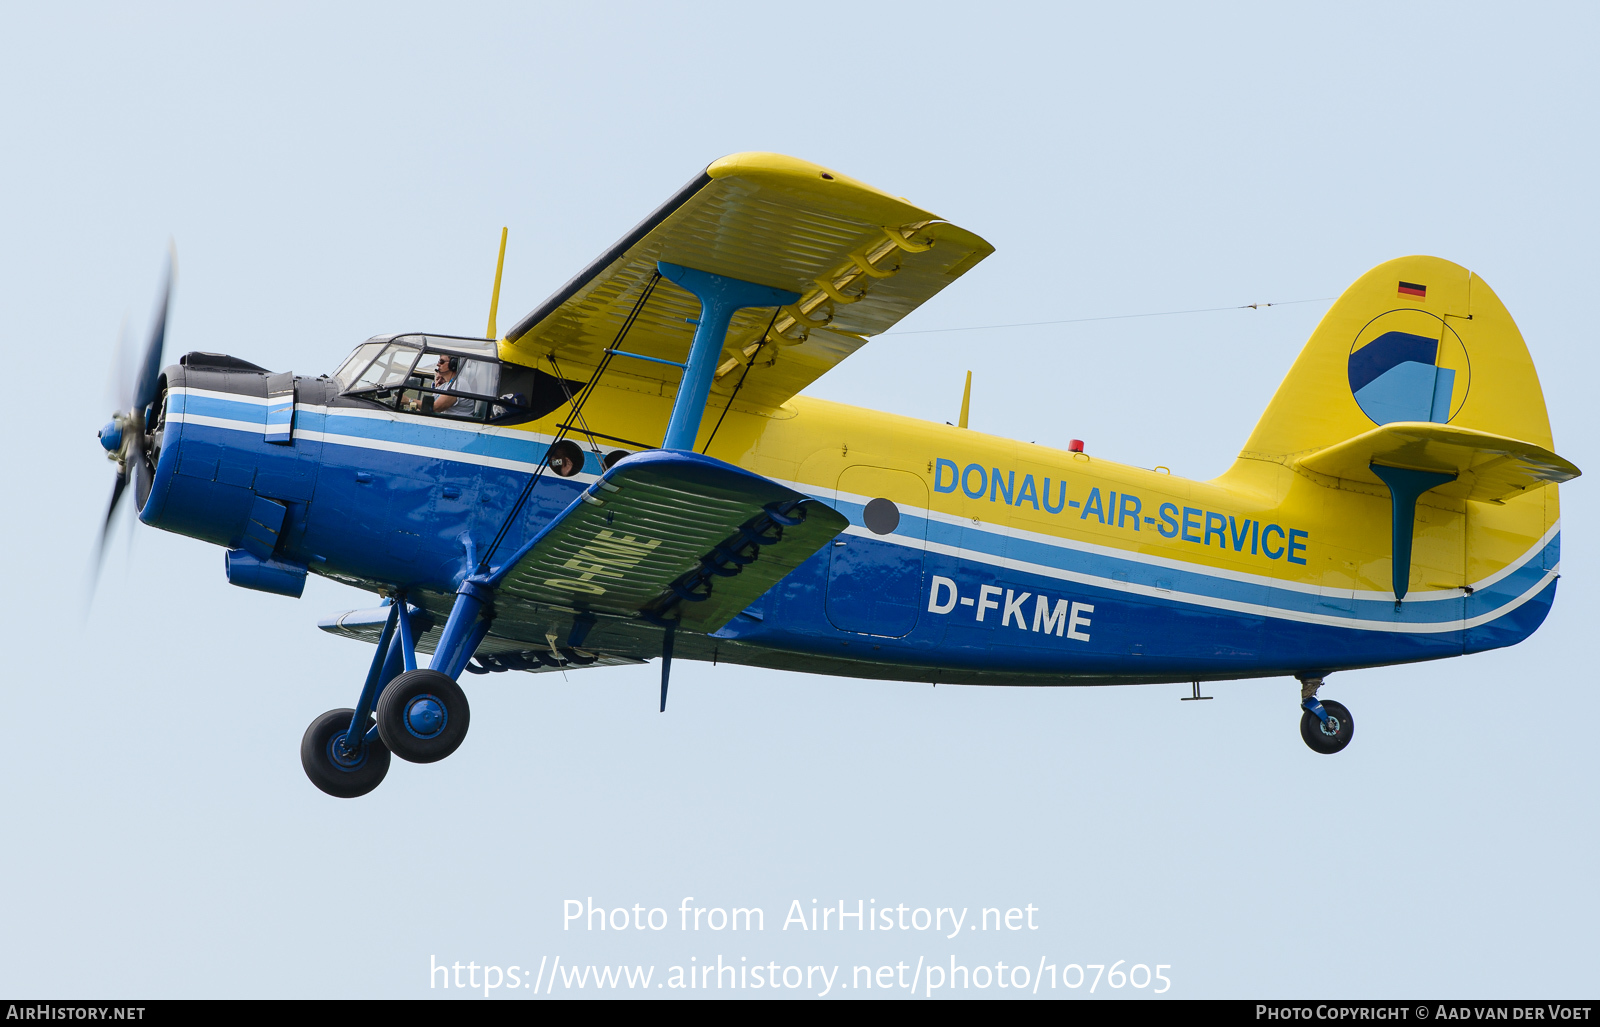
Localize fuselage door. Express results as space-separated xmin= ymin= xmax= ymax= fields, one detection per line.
xmin=825 ymin=465 xmax=929 ymax=637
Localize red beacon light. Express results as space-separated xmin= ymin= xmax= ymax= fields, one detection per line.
xmin=1067 ymin=439 xmax=1084 ymax=453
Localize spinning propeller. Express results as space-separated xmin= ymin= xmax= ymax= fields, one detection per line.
xmin=94 ymin=249 xmax=174 ymax=575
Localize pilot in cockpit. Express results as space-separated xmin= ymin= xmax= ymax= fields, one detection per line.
xmin=429 ymin=354 xmax=463 ymax=414
xmin=400 ymin=353 xmax=477 ymax=416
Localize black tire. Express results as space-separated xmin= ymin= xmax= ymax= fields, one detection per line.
xmin=301 ymin=708 xmax=391 ymax=798
xmin=375 ymin=669 xmax=471 ymax=764
xmin=1300 ymin=699 xmax=1354 ymax=754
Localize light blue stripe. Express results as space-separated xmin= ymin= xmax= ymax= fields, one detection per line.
xmin=824 ymin=494 xmax=1555 ymax=629
xmin=177 ymin=392 xmax=1554 ymax=629
xmin=176 ymin=393 xmax=601 ymax=473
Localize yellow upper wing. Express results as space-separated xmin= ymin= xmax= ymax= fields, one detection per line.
xmin=501 ymin=153 xmax=994 ymax=411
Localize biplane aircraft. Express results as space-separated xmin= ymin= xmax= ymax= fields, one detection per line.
xmin=96 ymin=153 xmax=1578 ymax=797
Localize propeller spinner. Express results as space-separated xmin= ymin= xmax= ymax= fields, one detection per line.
xmin=95 ymin=250 xmax=174 ymax=571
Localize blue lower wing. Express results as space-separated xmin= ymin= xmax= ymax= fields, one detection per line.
xmin=489 ymin=451 xmax=849 ymax=633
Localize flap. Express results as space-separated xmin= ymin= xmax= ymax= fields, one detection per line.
xmin=317 ymin=606 xmax=645 ymax=674
xmin=501 ymin=152 xmax=994 ymax=412
xmin=1296 ymin=421 xmax=1580 ymax=502
xmin=490 ymin=450 xmax=849 ymax=633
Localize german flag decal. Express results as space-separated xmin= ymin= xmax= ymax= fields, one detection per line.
xmin=1398 ymin=281 xmax=1427 ymax=299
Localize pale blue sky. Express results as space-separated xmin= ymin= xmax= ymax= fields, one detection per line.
xmin=1 ymin=1 xmax=1594 ymax=998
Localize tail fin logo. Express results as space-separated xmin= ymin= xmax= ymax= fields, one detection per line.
xmin=1348 ymin=310 xmax=1470 ymax=426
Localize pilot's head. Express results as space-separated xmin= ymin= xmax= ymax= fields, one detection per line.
xmin=436 ymin=355 xmax=458 ymax=381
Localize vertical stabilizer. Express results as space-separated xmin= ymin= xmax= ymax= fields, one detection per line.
xmin=1233 ymin=255 xmax=1554 ymax=465
xmin=1219 ymin=256 xmax=1566 ymax=626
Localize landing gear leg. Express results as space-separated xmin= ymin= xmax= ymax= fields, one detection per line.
xmin=375 ymin=581 xmax=491 ymax=765
xmin=301 ymin=600 xmax=404 ymax=797
xmin=1298 ymin=675 xmax=1354 ymax=755
xmin=301 ymin=587 xmax=491 ymax=795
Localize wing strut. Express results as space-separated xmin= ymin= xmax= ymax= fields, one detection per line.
xmin=655 ymin=261 xmax=798 ymax=450
xmin=425 ymin=264 xmax=803 ymax=709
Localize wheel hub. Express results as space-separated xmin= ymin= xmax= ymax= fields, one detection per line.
xmin=327 ymin=732 xmax=367 ymax=770
xmin=405 ymin=695 xmax=447 ymax=739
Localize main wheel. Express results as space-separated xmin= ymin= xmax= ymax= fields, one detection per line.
xmin=1300 ymin=699 xmax=1354 ymax=754
xmin=301 ymin=708 xmax=391 ymax=798
xmin=376 ymin=669 xmax=471 ymax=764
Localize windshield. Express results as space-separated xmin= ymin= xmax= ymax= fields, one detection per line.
xmin=333 ymin=342 xmax=385 ymax=390
xmin=352 ymin=344 xmax=421 ymax=390
xmin=333 ymin=334 xmax=496 ymax=390
xmin=340 ymin=338 xmax=506 ymax=420
xmin=332 ymin=334 xmax=554 ymax=425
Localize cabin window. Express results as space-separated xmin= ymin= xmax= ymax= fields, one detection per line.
xmin=335 ymin=334 xmax=582 ymax=426
xmin=397 ymin=352 xmax=500 ymax=419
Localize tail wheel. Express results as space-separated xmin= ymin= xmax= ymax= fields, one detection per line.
xmin=1300 ymin=699 xmax=1354 ymax=754
xmin=376 ymin=669 xmax=471 ymax=764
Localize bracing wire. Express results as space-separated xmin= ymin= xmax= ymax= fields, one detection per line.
xmin=547 ymin=353 xmax=600 ymax=453
xmin=700 ymin=306 xmax=784 ymax=456
xmin=882 ymin=296 xmax=1334 ymax=336
xmin=477 ymin=271 xmax=662 ymax=574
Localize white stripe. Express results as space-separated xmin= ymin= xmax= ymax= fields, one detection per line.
xmin=298 ymin=400 xmax=565 ymax=442
xmin=826 ymin=482 xmax=1557 ymax=607
xmin=1457 ymin=518 xmax=1562 ymax=597
xmin=1462 ymin=568 xmax=1561 ymax=630
xmin=179 ymin=387 xmax=597 ymax=450
xmin=172 ymin=395 xmax=1557 ymax=632
xmin=182 ymin=386 xmax=1557 ymax=605
xmin=838 ymin=521 xmax=1552 ymax=633
xmin=170 ymin=412 xmax=261 ymax=434
xmin=171 ymin=386 xmax=271 ymax=406
xmin=171 ymin=411 xmax=599 ymax=483
xmin=915 ymin=531 xmax=1557 ymax=634
xmin=300 ymin=427 xmax=570 ymax=476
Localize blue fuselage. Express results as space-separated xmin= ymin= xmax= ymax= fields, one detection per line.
xmin=142 ymin=361 xmax=1558 ymax=687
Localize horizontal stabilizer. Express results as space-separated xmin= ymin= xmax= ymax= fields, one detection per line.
xmin=491 ymin=450 xmax=848 ymax=633
xmin=1296 ymin=422 xmax=1580 ymax=502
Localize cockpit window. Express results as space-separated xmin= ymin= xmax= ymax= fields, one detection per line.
xmin=397 ymin=353 xmax=499 ymax=419
xmin=338 ymin=335 xmax=518 ymax=422
xmin=333 ymin=342 xmax=385 ymax=390
xmin=334 ymin=333 xmax=580 ymax=427
xmin=353 ymin=345 xmax=421 ymax=391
